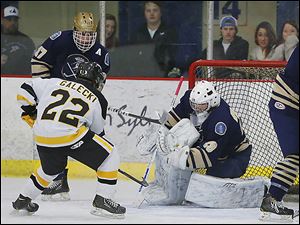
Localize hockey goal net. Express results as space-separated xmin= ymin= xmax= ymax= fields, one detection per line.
xmin=188 ymin=60 xmax=298 ymax=185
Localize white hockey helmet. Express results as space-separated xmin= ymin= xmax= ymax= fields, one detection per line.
xmin=189 ymin=80 xmax=220 ymax=114
xmin=73 ymin=12 xmax=97 ymax=52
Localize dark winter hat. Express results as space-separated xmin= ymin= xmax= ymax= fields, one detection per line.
xmin=220 ymin=16 xmax=237 ymax=28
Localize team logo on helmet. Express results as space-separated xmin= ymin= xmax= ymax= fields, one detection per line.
xmin=61 ymin=54 xmax=89 ymax=79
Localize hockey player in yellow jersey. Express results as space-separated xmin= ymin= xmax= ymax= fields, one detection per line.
xmin=12 ymin=62 xmax=126 ymax=219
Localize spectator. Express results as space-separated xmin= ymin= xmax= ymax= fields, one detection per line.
xmin=1 ymin=6 xmax=35 ymax=75
xmin=129 ymin=1 xmax=180 ymax=77
xmin=201 ymin=16 xmax=249 ymax=60
xmin=249 ymin=21 xmax=277 ymax=60
xmin=201 ymin=16 xmax=249 ymax=78
xmin=270 ymin=20 xmax=299 ymax=61
xmin=96 ymin=13 xmax=119 ymax=50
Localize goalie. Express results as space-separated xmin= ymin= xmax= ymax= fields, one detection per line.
xmin=137 ymin=80 xmax=268 ymax=208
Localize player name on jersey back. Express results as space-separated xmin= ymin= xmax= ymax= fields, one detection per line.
xmin=59 ymin=80 xmax=98 ymax=103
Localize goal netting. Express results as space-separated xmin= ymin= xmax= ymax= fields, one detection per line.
xmin=188 ymin=60 xmax=298 ymax=185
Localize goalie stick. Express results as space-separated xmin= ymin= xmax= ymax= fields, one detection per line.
xmin=107 ymin=77 xmax=185 ymax=191
xmin=138 ymin=76 xmax=184 ymax=192
xmin=108 ymin=107 xmax=161 ymax=124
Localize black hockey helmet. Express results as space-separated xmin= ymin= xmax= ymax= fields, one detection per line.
xmin=76 ymin=62 xmax=106 ymax=90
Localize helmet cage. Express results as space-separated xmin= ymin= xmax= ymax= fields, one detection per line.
xmin=73 ymin=31 xmax=97 ymax=52
xmin=190 ymin=101 xmax=209 ymax=113
xmin=189 ymin=81 xmax=221 ymax=115
xmin=77 ymin=62 xmax=104 ymax=89
xmin=73 ymin=12 xmax=97 ymax=52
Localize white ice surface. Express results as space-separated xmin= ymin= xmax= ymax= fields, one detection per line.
xmin=1 ymin=177 xmax=299 ymax=224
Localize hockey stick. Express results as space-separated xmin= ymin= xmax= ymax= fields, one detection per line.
xmin=118 ymin=169 xmax=149 ymax=187
xmin=106 ymin=108 xmax=162 ymax=188
xmin=138 ymin=76 xmax=185 ymax=192
xmin=108 ymin=106 xmax=161 ymax=124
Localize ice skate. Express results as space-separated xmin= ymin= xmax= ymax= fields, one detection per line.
xmin=12 ymin=194 xmax=39 ymax=215
xmin=260 ymin=193 xmax=299 ymax=222
xmin=41 ymin=168 xmax=70 ymax=201
xmin=90 ymin=194 xmax=126 ymax=219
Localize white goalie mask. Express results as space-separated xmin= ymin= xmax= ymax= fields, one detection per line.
xmin=189 ymin=80 xmax=220 ymax=116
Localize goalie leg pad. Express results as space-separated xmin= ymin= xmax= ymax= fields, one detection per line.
xmin=142 ymin=152 xmax=192 ymax=205
xmin=185 ymin=173 xmax=270 ymax=208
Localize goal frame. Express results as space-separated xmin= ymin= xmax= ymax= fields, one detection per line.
xmin=187 ymin=59 xmax=297 ymax=181
xmin=188 ymin=59 xmax=287 ymax=89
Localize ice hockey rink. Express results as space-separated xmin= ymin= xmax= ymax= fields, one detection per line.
xmin=1 ymin=177 xmax=299 ymax=224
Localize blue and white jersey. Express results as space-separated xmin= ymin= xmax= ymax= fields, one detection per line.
xmin=269 ymin=45 xmax=299 ymax=117
xmin=31 ymin=30 xmax=110 ymax=78
xmin=166 ymin=89 xmax=250 ymax=168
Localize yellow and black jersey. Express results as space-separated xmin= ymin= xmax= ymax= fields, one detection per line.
xmin=17 ymin=78 xmax=107 ymax=147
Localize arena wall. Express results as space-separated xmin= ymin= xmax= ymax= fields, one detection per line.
xmin=1 ymin=77 xmax=188 ymax=180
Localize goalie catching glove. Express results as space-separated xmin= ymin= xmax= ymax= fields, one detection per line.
xmin=136 ymin=123 xmax=160 ymax=156
xmin=136 ymin=110 xmax=169 ymax=156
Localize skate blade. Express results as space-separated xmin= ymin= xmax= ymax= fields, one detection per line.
xmin=293 ymin=210 xmax=299 ymax=219
xmin=41 ymin=192 xmax=70 ymax=201
xmin=90 ymin=207 xmax=125 ymax=219
xmin=259 ymin=211 xmax=294 ymax=223
xmin=10 ymin=209 xmax=36 ymax=216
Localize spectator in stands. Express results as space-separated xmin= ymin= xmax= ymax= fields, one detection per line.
xmin=129 ymin=1 xmax=180 ymax=77
xmin=249 ymin=21 xmax=277 ymax=60
xmin=201 ymin=16 xmax=249 ymax=78
xmin=96 ymin=13 xmax=119 ymax=50
xmin=201 ymin=16 xmax=249 ymax=61
xmin=270 ymin=20 xmax=299 ymax=61
xmin=1 ymin=6 xmax=35 ymax=75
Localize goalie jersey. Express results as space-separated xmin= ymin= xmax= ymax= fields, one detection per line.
xmin=31 ymin=30 xmax=110 ymax=78
xmin=17 ymin=78 xmax=108 ymax=147
xmin=167 ymin=92 xmax=251 ymax=168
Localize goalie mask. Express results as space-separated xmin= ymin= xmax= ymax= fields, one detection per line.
xmin=189 ymin=80 xmax=220 ymax=115
xmin=73 ymin=12 xmax=97 ymax=52
xmin=76 ymin=62 xmax=106 ymax=90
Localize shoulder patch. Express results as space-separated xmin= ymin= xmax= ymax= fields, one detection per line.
xmin=215 ymin=122 xmax=227 ymax=135
xmin=274 ymin=101 xmax=286 ymax=110
xmin=50 ymin=31 xmax=62 ymax=40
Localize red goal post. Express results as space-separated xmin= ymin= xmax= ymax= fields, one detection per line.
xmin=188 ymin=59 xmax=286 ymax=89
xmin=188 ymin=60 xmax=298 ymax=185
